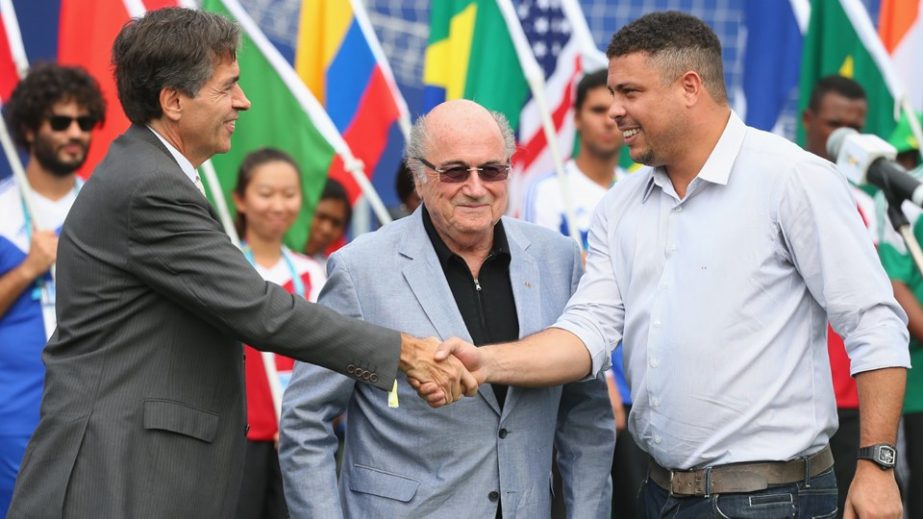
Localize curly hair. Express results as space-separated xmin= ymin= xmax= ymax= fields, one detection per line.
xmin=606 ymin=11 xmax=727 ymax=103
xmin=3 ymin=62 xmax=106 ymax=151
xmin=112 ymin=8 xmax=239 ymax=125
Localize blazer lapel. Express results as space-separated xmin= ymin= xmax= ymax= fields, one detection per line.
xmin=400 ymin=211 xmax=501 ymax=415
xmin=501 ymin=219 xmax=542 ymax=415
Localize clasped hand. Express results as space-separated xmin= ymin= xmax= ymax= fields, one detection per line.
xmin=403 ymin=336 xmax=485 ymax=408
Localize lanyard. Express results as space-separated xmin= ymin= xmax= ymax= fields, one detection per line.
xmin=241 ymin=243 xmax=305 ymax=298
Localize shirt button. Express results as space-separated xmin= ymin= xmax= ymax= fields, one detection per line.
xmin=650 ymin=358 xmax=659 ymax=368
xmin=498 ymin=428 xmax=508 ymax=439
xmin=653 ymin=320 xmax=662 ymax=328
xmin=654 ymin=434 xmax=662 ymax=444
xmin=674 ymin=206 xmax=682 ymax=212
xmin=651 ymin=397 xmax=660 ymax=407
xmin=488 ymin=491 xmax=500 ymax=502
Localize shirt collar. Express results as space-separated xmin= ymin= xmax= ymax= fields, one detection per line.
xmin=146 ymin=126 xmax=198 ymax=185
xmin=421 ymin=204 xmax=510 ymax=267
xmin=642 ymin=111 xmax=746 ymax=202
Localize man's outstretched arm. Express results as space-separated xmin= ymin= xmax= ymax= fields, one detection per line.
xmin=410 ymin=328 xmax=592 ymax=407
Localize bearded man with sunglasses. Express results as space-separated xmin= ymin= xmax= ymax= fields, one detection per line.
xmin=279 ymin=99 xmax=615 ymax=519
xmin=0 ymin=62 xmax=104 ymax=515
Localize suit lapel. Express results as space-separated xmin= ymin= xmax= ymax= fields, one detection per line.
xmin=400 ymin=211 xmax=501 ymax=415
xmin=502 ymin=219 xmax=542 ymax=415
xmin=130 ymin=125 xmax=222 ymax=223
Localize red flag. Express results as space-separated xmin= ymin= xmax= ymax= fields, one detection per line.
xmin=58 ymin=0 xmax=179 ymax=179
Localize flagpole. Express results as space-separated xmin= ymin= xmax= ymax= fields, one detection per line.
xmin=494 ymin=0 xmax=581 ymax=247
xmin=200 ymin=160 xmax=241 ymax=246
xmin=0 ymin=0 xmax=28 ymax=77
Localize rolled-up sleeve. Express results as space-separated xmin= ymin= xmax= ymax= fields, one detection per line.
xmin=779 ymin=158 xmax=910 ymax=374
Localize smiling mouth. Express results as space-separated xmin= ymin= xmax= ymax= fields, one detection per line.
xmin=622 ymin=128 xmax=640 ymax=139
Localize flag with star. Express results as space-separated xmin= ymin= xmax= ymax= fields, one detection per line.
xmin=423 ymin=0 xmax=605 ymax=216
xmin=797 ymin=0 xmax=904 ymax=143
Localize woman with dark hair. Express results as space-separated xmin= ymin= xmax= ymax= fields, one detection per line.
xmin=231 ymin=148 xmax=326 ymax=519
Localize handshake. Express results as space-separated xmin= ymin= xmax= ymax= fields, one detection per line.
xmin=398 ymin=333 xmax=490 ymax=408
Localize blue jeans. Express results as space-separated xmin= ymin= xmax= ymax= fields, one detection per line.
xmin=639 ymin=467 xmax=838 ymax=518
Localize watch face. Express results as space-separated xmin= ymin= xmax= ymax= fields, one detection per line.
xmin=879 ymin=446 xmax=897 ymax=465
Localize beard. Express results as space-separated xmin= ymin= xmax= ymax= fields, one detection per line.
xmin=32 ymin=135 xmax=89 ymax=177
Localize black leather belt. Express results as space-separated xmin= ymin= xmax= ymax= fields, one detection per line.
xmin=648 ymin=445 xmax=834 ymax=496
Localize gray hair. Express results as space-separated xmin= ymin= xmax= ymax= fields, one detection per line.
xmin=113 ymin=8 xmax=240 ymax=125
xmin=405 ymin=109 xmax=516 ymax=183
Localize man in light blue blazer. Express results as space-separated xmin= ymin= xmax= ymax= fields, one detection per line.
xmin=279 ymin=99 xmax=615 ymax=518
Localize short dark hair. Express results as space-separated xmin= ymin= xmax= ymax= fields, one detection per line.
xmin=112 ymin=8 xmax=240 ymax=125
xmin=607 ymin=11 xmax=727 ymax=103
xmin=3 ymin=62 xmax=106 ymax=151
xmin=234 ymin=148 xmax=302 ymax=236
xmin=808 ymin=75 xmax=867 ymax=112
xmin=576 ymin=69 xmax=608 ymax=111
xmin=320 ymin=178 xmax=352 ymax=227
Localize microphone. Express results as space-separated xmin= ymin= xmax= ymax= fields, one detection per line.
xmin=827 ymin=127 xmax=923 ymax=207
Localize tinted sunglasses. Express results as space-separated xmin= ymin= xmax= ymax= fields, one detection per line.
xmin=415 ymin=157 xmax=510 ymax=183
xmin=47 ymin=115 xmax=97 ymax=132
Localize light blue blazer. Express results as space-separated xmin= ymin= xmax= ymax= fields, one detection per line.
xmin=279 ymin=209 xmax=615 ymax=518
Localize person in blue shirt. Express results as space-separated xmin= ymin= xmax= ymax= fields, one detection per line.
xmin=0 ymin=63 xmax=104 ymax=516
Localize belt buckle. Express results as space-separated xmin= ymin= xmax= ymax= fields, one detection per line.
xmin=668 ymin=470 xmax=677 ymax=497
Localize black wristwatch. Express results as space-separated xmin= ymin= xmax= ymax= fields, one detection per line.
xmin=857 ymin=443 xmax=897 ymax=470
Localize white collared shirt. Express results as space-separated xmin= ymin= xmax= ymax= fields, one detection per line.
xmin=554 ymin=111 xmax=910 ymax=469
xmin=146 ymin=126 xmax=198 ymax=186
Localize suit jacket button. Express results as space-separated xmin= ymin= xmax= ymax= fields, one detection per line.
xmin=362 ymin=372 xmax=371 ymax=380
xmin=498 ymin=428 xmax=508 ymax=439
xmin=488 ymin=491 xmax=499 ymax=502
xmin=370 ymin=373 xmax=378 ymax=383
xmin=347 ymin=364 xmax=356 ymax=374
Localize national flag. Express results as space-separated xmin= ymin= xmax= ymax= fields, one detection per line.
xmin=201 ymin=0 xmax=353 ymax=252
xmin=294 ymin=0 xmax=409 ymax=205
xmin=879 ymin=0 xmax=923 ymax=112
xmin=423 ymin=0 xmax=604 ymax=216
xmin=423 ymin=0 xmax=529 ymax=121
xmin=0 ymin=2 xmax=24 ymax=101
xmin=55 ymin=0 xmax=182 ymax=179
xmin=798 ymin=0 xmax=905 ymax=143
xmin=736 ymin=0 xmax=808 ymax=133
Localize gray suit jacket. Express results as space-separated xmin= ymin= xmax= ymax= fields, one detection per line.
xmin=8 ymin=126 xmax=400 ymax=519
xmin=279 ymin=210 xmax=615 ymax=519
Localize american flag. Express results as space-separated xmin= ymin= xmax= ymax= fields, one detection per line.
xmin=507 ymin=0 xmax=605 ymax=217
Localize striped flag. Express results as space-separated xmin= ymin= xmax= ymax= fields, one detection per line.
xmin=201 ymin=0 xmax=360 ymax=251
xmin=798 ymin=0 xmax=905 ymax=142
xmin=879 ymin=0 xmax=923 ymax=111
xmin=423 ymin=0 xmax=604 ymax=216
xmin=294 ymin=0 xmax=409 ymax=205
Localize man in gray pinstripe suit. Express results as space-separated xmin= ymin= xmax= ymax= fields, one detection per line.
xmin=7 ymin=8 xmax=475 ymax=519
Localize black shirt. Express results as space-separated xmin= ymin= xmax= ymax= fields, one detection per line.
xmin=422 ymin=206 xmax=518 ymax=409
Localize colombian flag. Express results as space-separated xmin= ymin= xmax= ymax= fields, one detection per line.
xmin=294 ymin=0 xmax=408 ymax=204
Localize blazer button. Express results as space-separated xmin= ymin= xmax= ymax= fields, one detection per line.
xmin=498 ymin=428 xmax=508 ymax=439
xmin=347 ymin=364 xmax=356 ymax=374
xmin=362 ymin=372 xmax=371 ymax=380
xmin=488 ymin=491 xmax=499 ymax=502
xmin=370 ymin=373 xmax=379 ymax=383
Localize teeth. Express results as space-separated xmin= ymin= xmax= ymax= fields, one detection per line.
xmin=623 ymin=128 xmax=639 ymax=138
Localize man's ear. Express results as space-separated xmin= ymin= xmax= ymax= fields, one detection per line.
xmin=679 ymin=70 xmax=705 ymax=106
xmin=159 ymin=87 xmax=183 ymax=122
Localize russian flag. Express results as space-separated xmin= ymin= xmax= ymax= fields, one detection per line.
xmin=294 ymin=0 xmax=408 ymax=205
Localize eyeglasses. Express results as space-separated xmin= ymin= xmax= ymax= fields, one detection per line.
xmin=47 ymin=115 xmax=97 ymax=132
xmin=415 ymin=157 xmax=510 ymax=183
